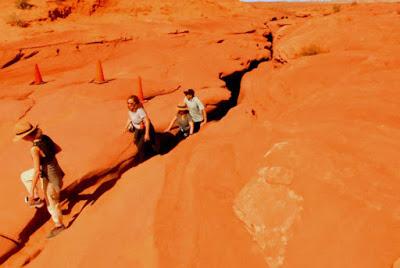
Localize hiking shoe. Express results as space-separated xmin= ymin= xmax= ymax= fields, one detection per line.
xmin=47 ymin=225 xmax=66 ymax=239
xmin=24 ymin=197 xmax=45 ymax=208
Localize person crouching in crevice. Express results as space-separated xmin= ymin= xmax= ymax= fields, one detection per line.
xmin=125 ymin=95 xmax=159 ymax=159
xmin=164 ymin=103 xmax=194 ymax=141
xmin=14 ymin=121 xmax=65 ymax=238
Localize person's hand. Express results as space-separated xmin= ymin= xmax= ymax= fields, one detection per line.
xmin=144 ymin=134 xmax=150 ymax=142
xmin=27 ymin=196 xmax=35 ymax=206
xmin=201 ymin=121 xmax=207 ymax=127
xmin=124 ymin=127 xmax=131 ymax=134
xmin=125 ymin=123 xmax=134 ymax=133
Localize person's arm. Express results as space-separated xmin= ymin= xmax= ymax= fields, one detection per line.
xmin=139 ymin=108 xmax=151 ymax=141
xmin=196 ymin=98 xmax=207 ymax=125
xmin=189 ymin=120 xmax=194 ymax=135
xmin=29 ymin=147 xmax=41 ymax=204
xmin=201 ymin=109 xmax=207 ymax=125
xmin=165 ymin=115 xmax=177 ymax=132
xmin=125 ymin=118 xmax=131 ymax=132
xmin=144 ymin=117 xmax=151 ymax=141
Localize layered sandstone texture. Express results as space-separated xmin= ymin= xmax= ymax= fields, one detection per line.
xmin=0 ymin=0 xmax=399 ymax=267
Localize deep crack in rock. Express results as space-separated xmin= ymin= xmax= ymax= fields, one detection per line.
xmin=210 ymin=30 xmax=274 ymax=120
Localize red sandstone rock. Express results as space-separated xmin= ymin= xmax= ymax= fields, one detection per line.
xmin=0 ymin=1 xmax=399 ymax=267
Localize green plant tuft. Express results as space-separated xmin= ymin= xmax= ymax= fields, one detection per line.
xmin=332 ymin=4 xmax=341 ymax=13
xmin=15 ymin=0 xmax=34 ymax=10
xmin=298 ymin=44 xmax=326 ymax=57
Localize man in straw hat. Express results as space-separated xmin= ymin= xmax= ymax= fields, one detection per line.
xmin=164 ymin=103 xmax=194 ymax=140
xmin=14 ymin=121 xmax=66 ymax=238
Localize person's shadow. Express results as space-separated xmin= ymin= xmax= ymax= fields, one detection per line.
xmin=61 ymin=131 xmax=180 ymax=227
xmin=156 ymin=131 xmax=178 ymax=155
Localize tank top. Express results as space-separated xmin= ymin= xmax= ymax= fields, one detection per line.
xmin=176 ymin=114 xmax=192 ymax=132
xmin=33 ymin=135 xmax=64 ymax=184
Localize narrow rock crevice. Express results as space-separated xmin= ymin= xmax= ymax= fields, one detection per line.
xmin=0 ymin=91 xmax=34 ymax=101
xmin=209 ymin=57 xmax=270 ymax=121
xmin=230 ymin=29 xmax=257 ymax=35
xmin=0 ymin=234 xmax=20 ymax=264
xmin=18 ymin=99 xmax=36 ymax=120
xmin=209 ymin=30 xmax=274 ymax=120
xmin=1 ymin=52 xmax=24 ymax=69
xmin=1 ymin=37 xmax=132 ymax=69
xmin=0 ymin=244 xmax=21 ymax=265
xmin=263 ymin=31 xmax=273 ymax=58
xmin=1 ymin=50 xmax=39 ymax=70
xmin=23 ymin=51 xmax=39 ymax=60
xmin=0 ymin=234 xmax=20 ymax=246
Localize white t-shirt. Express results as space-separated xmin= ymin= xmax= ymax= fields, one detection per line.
xmin=184 ymin=96 xmax=205 ymax=122
xmin=128 ymin=108 xmax=147 ymax=129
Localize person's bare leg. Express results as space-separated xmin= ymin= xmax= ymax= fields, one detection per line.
xmin=20 ymin=169 xmax=38 ymax=198
xmin=20 ymin=169 xmax=44 ymax=208
xmin=43 ymin=179 xmax=65 ymax=238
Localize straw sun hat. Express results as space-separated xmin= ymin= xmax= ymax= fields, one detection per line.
xmin=13 ymin=121 xmax=38 ymax=142
xmin=176 ymin=104 xmax=189 ymax=112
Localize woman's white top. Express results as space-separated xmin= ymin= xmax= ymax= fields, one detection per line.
xmin=128 ymin=108 xmax=147 ymax=129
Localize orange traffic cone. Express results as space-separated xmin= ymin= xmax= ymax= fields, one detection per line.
xmin=137 ymin=76 xmax=145 ymax=102
xmin=93 ymin=60 xmax=107 ymax=84
xmin=31 ymin=64 xmax=44 ymax=85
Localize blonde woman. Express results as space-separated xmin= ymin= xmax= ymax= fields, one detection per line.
xmin=125 ymin=95 xmax=158 ymax=156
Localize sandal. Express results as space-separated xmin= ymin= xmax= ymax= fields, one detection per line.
xmin=24 ymin=197 xmax=45 ymax=208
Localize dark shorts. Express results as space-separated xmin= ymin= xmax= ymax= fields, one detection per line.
xmin=193 ymin=121 xmax=202 ymax=133
xmin=133 ymin=123 xmax=158 ymax=154
xmin=176 ymin=128 xmax=190 ymax=141
xmin=41 ymin=158 xmax=64 ymax=189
